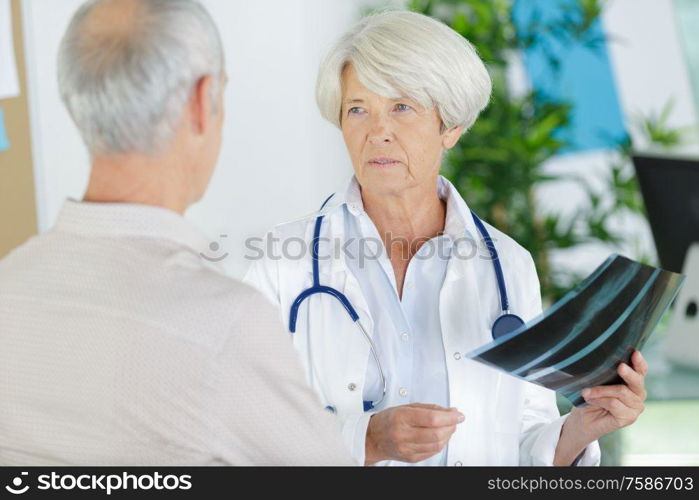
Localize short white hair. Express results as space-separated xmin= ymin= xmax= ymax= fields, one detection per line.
xmin=57 ymin=0 xmax=224 ymax=156
xmin=316 ymin=10 xmax=492 ymax=134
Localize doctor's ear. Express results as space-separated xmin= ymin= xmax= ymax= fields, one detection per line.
xmin=441 ymin=125 xmax=463 ymax=150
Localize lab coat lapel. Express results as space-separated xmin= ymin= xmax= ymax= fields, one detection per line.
xmin=440 ymin=244 xmax=489 ymax=352
xmin=439 ymin=178 xmax=504 ymax=465
xmin=302 ymin=204 xmax=374 ymax=414
xmin=313 ymin=185 xmax=375 ymax=335
xmin=439 ymin=174 xmax=492 ymax=353
xmin=320 ymin=207 xmax=375 ymax=337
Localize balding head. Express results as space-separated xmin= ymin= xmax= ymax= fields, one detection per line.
xmin=81 ymin=0 xmax=145 ymax=37
xmin=58 ymin=0 xmax=224 ymax=156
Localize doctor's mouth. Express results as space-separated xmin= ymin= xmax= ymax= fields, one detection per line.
xmin=243 ymin=233 xmax=501 ymax=268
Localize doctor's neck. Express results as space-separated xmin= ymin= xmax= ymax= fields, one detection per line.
xmin=361 ymin=179 xmax=446 ymax=246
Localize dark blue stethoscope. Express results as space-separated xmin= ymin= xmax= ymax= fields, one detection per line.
xmin=288 ymin=195 xmax=525 ymax=412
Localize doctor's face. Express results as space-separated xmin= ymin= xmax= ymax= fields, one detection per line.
xmin=340 ymin=63 xmax=461 ymax=197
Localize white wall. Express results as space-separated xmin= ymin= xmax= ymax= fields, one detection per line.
xmin=22 ymin=0 xmax=361 ymax=278
xmin=605 ymin=0 xmax=698 ymax=149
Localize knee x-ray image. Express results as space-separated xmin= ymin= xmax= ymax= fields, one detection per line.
xmin=466 ymin=254 xmax=686 ymax=407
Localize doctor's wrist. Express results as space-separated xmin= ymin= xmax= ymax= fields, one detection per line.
xmin=566 ymin=407 xmax=601 ymax=445
xmin=364 ymin=415 xmax=383 ymax=466
xmin=554 ymin=412 xmax=595 ymax=465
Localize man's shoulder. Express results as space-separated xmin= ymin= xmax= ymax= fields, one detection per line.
xmin=189 ymin=265 xmax=274 ymax=310
xmin=0 ymin=231 xmax=277 ymax=350
xmin=0 ymin=232 xmax=44 ymax=264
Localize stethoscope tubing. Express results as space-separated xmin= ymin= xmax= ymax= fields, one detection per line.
xmin=289 ymin=193 xmax=524 ymax=412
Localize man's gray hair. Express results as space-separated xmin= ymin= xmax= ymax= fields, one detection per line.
xmin=316 ymin=10 xmax=492 ymax=134
xmin=58 ymin=0 xmax=225 ymax=156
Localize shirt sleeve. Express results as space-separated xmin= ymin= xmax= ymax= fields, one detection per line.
xmin=519 ymin=382 xmax=601 ymax=466
xmin=244 ymin=234 xmax=372 ymax=464
xmin=211 ymin=291 xmax=357 ymax=465
xmin=242 ymin=231 xmax=282 ymax=308
xmin=517 ymin=251 xmax=601 ymax=466
xmin=338 ymin=412 xmax=373 ymax=465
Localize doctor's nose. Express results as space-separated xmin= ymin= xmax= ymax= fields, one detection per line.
xmin=367 ymin=116 xmax=394 ymax=144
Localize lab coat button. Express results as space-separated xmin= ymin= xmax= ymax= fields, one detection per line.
xmin=398 ymin=387 xmax=408 ymax=397
xmin=406 ymin=281 xmax=414 ymax=289
xmin=400 ymin=333 xmax=410 ymax=342
xmin=454 ymin=461 xmax=463 ymax=467
xmin=347 ymin=383 xmax=357 ymax=392
xmin=453 ymin=352 xmax=461 ymax=360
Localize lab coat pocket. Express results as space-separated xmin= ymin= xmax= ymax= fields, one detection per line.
xmin=493 ymin=417 xmax=521 ymax=434
xmin=493 ymin=373 xmax=525 ymax=465
xmin=493 ymin=417 xmax=521 ymax=465
xmin=494 ymin=372 xmax=525 ymax=424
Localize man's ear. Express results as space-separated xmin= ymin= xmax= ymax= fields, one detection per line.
xmin=442 ymin=125 xmax=463 ymax=150
xmin=190 ymin=75 xmax=214 ymax=135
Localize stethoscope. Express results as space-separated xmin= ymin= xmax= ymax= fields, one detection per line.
xmin=288 ymin=194 xmax=525 ymax=412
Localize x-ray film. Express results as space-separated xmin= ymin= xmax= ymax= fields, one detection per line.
xmin=465 ymin=255 xmax=685 ymax=407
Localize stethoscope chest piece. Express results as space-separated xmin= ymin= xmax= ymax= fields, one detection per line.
xmin=491 ymin=313 xmax=525 ymax=340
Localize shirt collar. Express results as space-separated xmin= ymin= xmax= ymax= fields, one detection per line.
xmin=344 ymin=176 xmax=364 ymax=216
xmin=52 ymin=199 xmax=213 ymax=255
xmin=335 ymin=175 xmax=473 ymax=241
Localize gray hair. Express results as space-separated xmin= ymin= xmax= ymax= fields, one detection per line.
xmin=316 ymin=10 xmax=492 ymax=134
xmin=57 ymin=0 xmax=225 ymax=156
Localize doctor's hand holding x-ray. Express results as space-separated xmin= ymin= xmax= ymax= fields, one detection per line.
xmin=555 ymin=350 xmax=648 ymax=465
xmin=365 ymin=350 xmax=647 ymax=465
xmin=245 ymin=11 xmax=647 ymax=466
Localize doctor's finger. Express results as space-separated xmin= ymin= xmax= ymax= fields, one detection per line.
xmin=617 ymin=362 xmax=647 ymax=400
xmin=631 ymin=350 xmax=649 ymax=377
xmin=408 ymin=408 xmax=464 ymax=428
xmin=584 ymin=397 xmax=640 ymax=425
xmin=401 ymin=449 xmax=447 ymax=463
xmin=407 ymin=424 xmax=458 ymax=445
xmin=398 ymin=438 xmax=452 ymax=460
xmin=582 ymin=384 xmax=643 ymax=409
xmin=405 ymin=403 xmax=453 ymax=411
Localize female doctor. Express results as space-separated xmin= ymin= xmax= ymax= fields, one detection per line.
xmin=245 ymin=11 xmax=647 ymax=466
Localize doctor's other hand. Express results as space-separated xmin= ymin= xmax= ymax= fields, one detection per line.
xmin=364 ymin=403 xmax=464 ymax=466
xmin=570 ymin=350 xmax=648 ymax=444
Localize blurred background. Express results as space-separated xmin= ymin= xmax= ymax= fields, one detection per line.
xmin=1 ymin=0 xmax=698 ymax=465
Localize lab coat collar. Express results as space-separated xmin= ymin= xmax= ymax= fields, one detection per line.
xmin=342 ymin=176 xmax=364 ymax=217
xmin=319 ymin=174 xmax=482 ymax=243
xmin=438 ymin=175 xmax=478 ymax=242
xmin=53 ymin=199 xmax=213 ymax=256
xmin=310 ymin=175 xmax=486 ymax=281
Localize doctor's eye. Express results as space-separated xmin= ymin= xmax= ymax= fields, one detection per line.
xmin=394 ymin=103 xmax=412 ymax=112
xmin=347 ymin=107 xmax=366 ymax=116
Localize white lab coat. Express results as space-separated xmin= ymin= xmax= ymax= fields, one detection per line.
xmin=244 ymin=176 xmax=601 ymax=466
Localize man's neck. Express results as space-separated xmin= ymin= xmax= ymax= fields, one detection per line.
xmin=83 ymin=153 xmax=190 ymax=215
